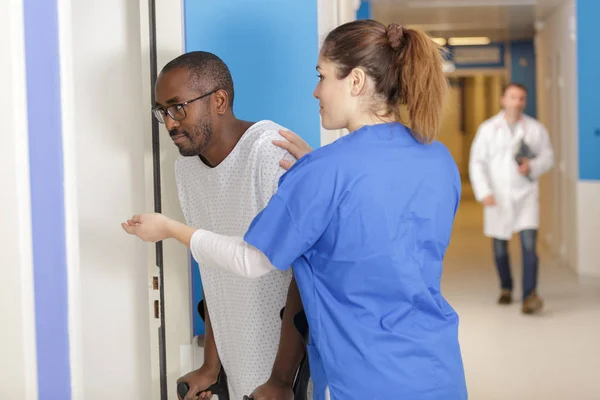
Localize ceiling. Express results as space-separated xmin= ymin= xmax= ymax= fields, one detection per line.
xmin=371 ymin=0 xmax=566 ymax=42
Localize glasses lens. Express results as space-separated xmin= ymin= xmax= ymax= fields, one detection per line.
xmin=168 ymin=105 xmax=187 ymax=121
xmin=152 ymin=109 xmax=166 ymax=124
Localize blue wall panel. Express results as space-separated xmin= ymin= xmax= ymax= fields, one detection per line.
xmin=509 ymin=40 xmax=537 ymax=118
xmin=184 ymin=0 xmax=320 ymax=148
xmin=577 ymin=0 xmax=600 ymax=180
xmin=357 ymin=1 xmax=371 ymax=20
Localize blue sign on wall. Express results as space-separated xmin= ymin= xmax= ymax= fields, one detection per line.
xmin=446 ymin=43 xmax=505 ymax=69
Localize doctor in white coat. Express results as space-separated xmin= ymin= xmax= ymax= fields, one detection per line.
xmin=469 ymin=83 xmax=554 ymax=314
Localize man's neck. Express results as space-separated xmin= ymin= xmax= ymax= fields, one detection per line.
xmin=200 ymin=119 xmax=254 ymax=167
xmin=504 ymin=112 xmax=522 ymax=125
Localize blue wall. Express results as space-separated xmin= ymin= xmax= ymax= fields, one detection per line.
xmin=357 ymin=1 xmax=371 ymax=20
xmin=509 ymin=40 xmax=537 ymax=118
xmin=190 ymin=259 xmax=203 ymax=335
xmin=577 ymin=0 xmax=600 ymax=180
xmin=184 ymin=0 xmax=320 ymax=149
xmin=183 ymin=0 xmax=320 ymax=336
xmin=23 ymin=0 xmax=71 ymax=398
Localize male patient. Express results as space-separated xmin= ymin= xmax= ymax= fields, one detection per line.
xmin=152 ymin=51 xmax=304 ymax=400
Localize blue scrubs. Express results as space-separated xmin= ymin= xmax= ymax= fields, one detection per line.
xmin=245 ymin=122 xmax=468 ymax=400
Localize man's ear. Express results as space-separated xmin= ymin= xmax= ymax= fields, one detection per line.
xmin=214 ymin=89 xmax=229 ymax=114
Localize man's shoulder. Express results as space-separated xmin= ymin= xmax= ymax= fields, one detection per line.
xmin=245 ymin=120 xmax=288 ymax=145
xmin=479 ymin=114 xmax=502 ymax=131
xmin=245 ymin=120 xmax=291 ymax=161
xmin=522 ymin=114 xmax=547 ymax=131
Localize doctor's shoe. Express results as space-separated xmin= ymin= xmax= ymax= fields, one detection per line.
xmin=522 ymin=292 xmax=544 ymax=314
xmin=498 ymin=290 xmax=513 ymax=305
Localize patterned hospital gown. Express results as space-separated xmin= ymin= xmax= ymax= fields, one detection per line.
xmin=175 ymin=120 xmax=294 ymax=399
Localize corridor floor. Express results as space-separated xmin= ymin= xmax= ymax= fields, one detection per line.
xmin=442 ymin=184 xmax=600 ymax=400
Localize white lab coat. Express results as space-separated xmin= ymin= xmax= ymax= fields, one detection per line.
xmin=469 ymin=112 xmax=554 ymax=240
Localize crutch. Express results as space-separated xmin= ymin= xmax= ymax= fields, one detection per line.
xmin=243 ymin=308 xmax=311 ymax=400
xmin=177 ymin=300 xmax=230 ymax=400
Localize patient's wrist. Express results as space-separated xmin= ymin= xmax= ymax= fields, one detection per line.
xmin=267 ymin=374 xmax=294 ymax=388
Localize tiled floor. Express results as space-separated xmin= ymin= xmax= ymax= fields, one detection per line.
xmin=442 ymin=184 xmax=600 ymax=399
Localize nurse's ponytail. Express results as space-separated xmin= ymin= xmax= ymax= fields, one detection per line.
xmin=321 ymin=20 xmax=448 ymax=144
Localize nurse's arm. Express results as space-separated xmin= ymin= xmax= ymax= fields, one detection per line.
xmin=169 ymin=220 xmax=276 ymax=279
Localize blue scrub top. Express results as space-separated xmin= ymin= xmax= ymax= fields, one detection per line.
xmin=245 ymin=122 xmax=468 ymax=400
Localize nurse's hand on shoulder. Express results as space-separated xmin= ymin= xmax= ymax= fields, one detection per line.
xmin=482 ymin=195 xmax=496 ymax=207
xmin=121 ymin=213 xmax=173 ymax=242
xmin=250 ymin=379 xmax=294 ymax=400
xmin=273 ymin=129 xmax=313 ymax=170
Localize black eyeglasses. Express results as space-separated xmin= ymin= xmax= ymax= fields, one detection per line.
xmin=152 ymin=90 xmax=216 ymax=124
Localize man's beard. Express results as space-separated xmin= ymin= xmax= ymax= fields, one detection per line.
xmin=170 ymin=120 xmax=212 ymax=157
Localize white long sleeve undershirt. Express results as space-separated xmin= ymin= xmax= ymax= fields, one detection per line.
xmin=190 ymin=229 xmax=276 ymax=279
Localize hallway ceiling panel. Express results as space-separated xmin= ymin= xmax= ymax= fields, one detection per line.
xmin=372 ymin=0 xmax=565 ymax=41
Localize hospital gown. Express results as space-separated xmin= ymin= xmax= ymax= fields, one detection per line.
xmin=175 ymin=120 xmax=294 ymax=399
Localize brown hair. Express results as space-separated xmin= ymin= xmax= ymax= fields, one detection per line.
xmin=321 ymin=20 xmax=448 ymax=144
xmin=503 ymin=82 xmax=527 ymax=95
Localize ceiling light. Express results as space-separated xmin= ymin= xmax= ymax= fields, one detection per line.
xmin=430 ymin=37 xmax=447 ymax=46
xmin=447 ymin=37 xmax=491 ymax=46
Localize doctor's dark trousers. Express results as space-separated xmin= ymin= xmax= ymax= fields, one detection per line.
xmin=492 ymin=229 xmax=538 ymax=299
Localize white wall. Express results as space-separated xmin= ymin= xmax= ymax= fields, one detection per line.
xmin=0 ymin=1 xmax=38 ymax=399
xmin=61 ymin=0 xmax=153 ymax=398
xmin=536 ymin=0 xmax=600 ymax=277
xmin=535 ymin=0 xmax=579 ymax=271
xmin=577 ymin=181 xmax=600 ymax=276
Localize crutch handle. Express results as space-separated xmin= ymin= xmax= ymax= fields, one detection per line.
xmin=176 ymin=377 xmax=229 ymax=399
xmin=177 ymin=382 xmax=190 ymax=399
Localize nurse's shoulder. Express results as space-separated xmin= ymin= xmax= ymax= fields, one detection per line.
xmin=289 ymin=137 xmax=349 ymax=170
xmin=275 ymin=138 xmax=358 ymax=201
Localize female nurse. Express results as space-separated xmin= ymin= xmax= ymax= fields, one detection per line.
xmin=124 ymin=20 xmax=468 ymax=400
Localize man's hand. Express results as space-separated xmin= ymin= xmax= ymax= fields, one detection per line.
xmin=482 ymin=195 xmax=496 ymax=207
xmin=121 ymin=213 xmax=175 ymax=242
xmin=250 ymin=379 xmax=294 ymax=400
xmin=273 ymin=129 xmax=313 ymax=170
xmin=177 ymin=365 xmax=220 ymax=400
xmin=517 ymin=158 xmax=531 ymax=176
